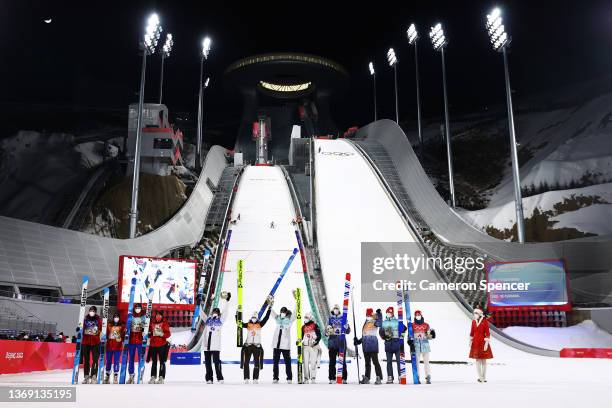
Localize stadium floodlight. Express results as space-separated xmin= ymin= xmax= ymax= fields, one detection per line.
xmin=429 ymin=23 xmax=447 ymax=51
xmin=158 ymin=33 xmax=174 ymax=104
xmin=387 ymin=48 xmax=399 ymax=123
xmin=485 ymin=7 xmax=525 ymax=243
xmin=204 ymin=77 xmax=210 ymax=89
xmin=196 ymin=36 xmax=213 ymax=171
xmin=407 ymin=23 xmax=423 ymax=152
xmin=202 ymin=36 xmax=212 ymax=59
xmin=130 ymin=12 xmax=163 ymax=238
xmin=369 ymin=62 xmax=377 ymax=121
xmin=429 ymin=22 xmax=456 ymax=207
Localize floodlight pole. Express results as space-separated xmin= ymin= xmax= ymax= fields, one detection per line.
xmin=129 ymin=50 xmax=148 ymax=239
xmin=393 ymin=63 xmax=399 ymax=124
xmin=158 ymin=53 xmax=165 ymax=104
xmin=502 ymin=46 xmax=526 ymax=243
xmin=440 ymin=47 xmax=456 ymax=208
xmin=196 ymin=55 xmax=205 ymax=172
xmin=414 ymin=40 xmax=423 ymax=152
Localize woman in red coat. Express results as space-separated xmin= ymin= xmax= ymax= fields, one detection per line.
xmin=469 ymin=307 xmax=493 ymax=382
xmin=148 ymin=310 xmax=171 ymax=384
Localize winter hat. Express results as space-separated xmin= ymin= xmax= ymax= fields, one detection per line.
xmin=473 ymin=307 xmax=484 ymax=317
xmin=414 ymin=310 xmax=422 ymax=317
xmin=365 ymin=308 xmax=374 ymax=317
xmin=89 ymin=306 xmax=97 ymax=313
xmin=212 ymin=307 xmax=221 ymax=315
xmin=332 ymin=304 xmax=341 ymax=314
xmin=134 ymin=303 xmax=142 ymax=309
xmin=280 ymin=306 xmax=289 ymax=314
xmin=304 ymin=312 xmax=313 ymax=321
xmin=386 ymin=306 xmax=394 ymax=315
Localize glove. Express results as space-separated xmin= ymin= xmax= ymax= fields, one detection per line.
xmin=344 ymin=324 xmax=351 ymax=335
xmin=407 ymin=339 xmax=415 ymax=353
xmin=429 ymin=329 xmax=436 ymax=339
xmin=225 ymin=292 xmax=232 ymax=301
xmin=266 ymin=296 xmax=274 ymax=306
xmin=353 ymin=337 xmax=361 ymax=346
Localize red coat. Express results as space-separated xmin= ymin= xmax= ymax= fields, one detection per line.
xmin=469 ymin=318 xmax=493 ymax=359
xmin=128 ymin=312 xmax=146 ymax=345
xmin=106 ymin=323 xmax=125 ymax=351
xmin=81 ymin=316 xmax=102 ymax=346
xmin=148 ymin=319 xmax=171 ymax=348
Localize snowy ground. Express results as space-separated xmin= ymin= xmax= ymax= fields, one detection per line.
xmin=502 ymin=320 xmax=612 ymax=350
xmin=1 ymin=359 xmax=611 ymax=408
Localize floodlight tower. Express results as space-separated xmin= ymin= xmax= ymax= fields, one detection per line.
xmin=196 ymin=36 xmax=212 ymax=171
xmin=387 ymin=48 xmax=399 ymax=123
xmin=129 ymin=12 xmax=162 ymax=239
xmin=407 ymin=23 xmax=423 ymax=151
xmin=486 ymin=7 xmax=526 ymax=243
xmin=369 ymin=62 xmax=378 ymax=122
xmin=429 ymin=23 xmax=456 ymax=208
xmin=158 ymin=33 xmax=174 ymax=104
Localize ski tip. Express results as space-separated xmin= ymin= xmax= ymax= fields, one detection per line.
xmin=103 ymin=287 xmax=110 ymax=294
xmin=131 ymin=277 xmax=137 ymax=285
xmin=82 ymin=276 xmax=89 ymax=284
xmin=292 ymin=248 xmax=298 ymax=255
xmin=345 ymin=272 xmax=351 ymax=280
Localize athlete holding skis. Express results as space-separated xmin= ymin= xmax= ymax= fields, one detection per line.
xmin=408 ymin=310 xmax=436 ymax=384
xmin=126 ymin=303 xmax=145 ymax=384
xmin=326 ymin=304 xmax=350 ymax=384
xmin=236 ymin=308 xmax=272 ymax=383
xmin=301 ymin=312 xmax=322 ymax=383
xmin=379 ymin=306 xmax=406 ymax=384
xmin=81 ymin=306 xmax=102 ymax=384
xmin=202 ymin=291 xmax=231 ymax=384
xmin=269 ymin=297 xmax=297 ymax=384
xmin=104 ymin=313 xmax=125 ymax=384
xmin=148 ymin=310 xmax=171 ymax=384
xmin=354 ymin=308 xmax=383 ymax=385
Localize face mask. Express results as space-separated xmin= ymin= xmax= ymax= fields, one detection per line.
xmin=473 ymin=313 xmax=481 ymax=320
xmin=113 ymin=317 xmax=119 ymax=323
xmin=135 ymin=308 xmax=141 ymax=313
xmin=280 ymin=313 xmax=286 ymax=318
xmin=386 ymin=313 xmax=392 ymax=319
xmin=333 ymin=309 xmax=339 ymax=315
xmin=415 ymin=315 xmax=422 ymax=320
xmin=304 ymin=318 xmax=311 ymax=323
xmin=89 ymin=311 xmax=95 ymax=317
xmin=367 ymin=316 xmax=374 ymax=321
xmin=251 ymin=318 xmax=257 ymax=323
xmin=212 ymin=313 xmax=219 ymax=318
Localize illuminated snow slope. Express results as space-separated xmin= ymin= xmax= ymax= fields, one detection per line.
xmin=212 ymin=165 xmax=317 ymax=362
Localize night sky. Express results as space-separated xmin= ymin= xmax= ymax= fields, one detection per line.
xmin=2 ymin=0 xmax=612 ymax=139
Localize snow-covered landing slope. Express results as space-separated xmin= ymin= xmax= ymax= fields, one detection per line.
xmin=211 ymin=165 xmax=317 ymax=361
xmin=314 ymin=139 xmax=533 ymax=362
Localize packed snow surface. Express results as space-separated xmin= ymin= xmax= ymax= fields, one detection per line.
xmin=502 ymin=320 xmax=612 ymax=351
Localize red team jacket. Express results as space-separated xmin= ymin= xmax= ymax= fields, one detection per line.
xmin=106 ymin=323 xmax=125 ymax=351
xmin=129 ymin=311 xmax=146 ymax=345
xmin=148 ymin=319 xmax=171 ymax=347
xmin=81 ymin=316 xmax=102 ymax=346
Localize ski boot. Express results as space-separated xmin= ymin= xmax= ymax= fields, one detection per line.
xmin=425 ymin=375 xmax=431 ymax=384
xmin=374 ymin=376 xmax=382 ymax=385
xmin=328 ymin=379 xmax=334 ymax=384
xmin=359 ymin=376 xmax=370 ymax=384
xmin=81 ymin=375 xmax=90 ymax=384
xmin=386 ymin=376 xmax=394 ymax=384
xmin=148 ymin=377 xmax=157 ymax=384
xmin=310 ymin=379 xmax=316 ymax=384
xmin=287 ymin=379 xmax=292 ymax=384
xmin=157 ymin=377 xmax=164 ymax=384
xmin=126 ymin=374 xmax=135 ymax=384
xmin=218 ymin=380 xmax=224 ymax=384
xmin=90 ymin=374 xmax=97 ymax=383
xmin=253 ymin=379 xmax=259 ymax=384
xmin=342 ymin=379 xmax=347 ymax=384
xmin=206 ymin=380 xmax=212 ymax=384
xmin=103 ymin=374 xmax=110 ymax=384
xmin=273 ymin=379 xmax=279 ymax=384
xmin=113 ymin=373 xmax=118 ymax=384
xmin=244 ymin=379 xmax=250 ymax=384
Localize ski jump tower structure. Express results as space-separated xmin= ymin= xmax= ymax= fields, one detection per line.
xmin=225 ymin=53 xmax=349 ymax=164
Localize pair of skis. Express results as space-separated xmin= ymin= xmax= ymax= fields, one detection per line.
xmin=397 ymin=281 xmax=420 ymax=384
xmin=71 ymin=276 xmax=89 ymax=384
xmin=137 ymin=287 xmax=155 ymax=384
xmin=336 ymin=273 xmax=351 ymax=384
xmin=96 ymin=288 xmax=110 ymax=383
xmin=191 ymin=249 xmax=211 ymax=333
xmin=119 ymin=278 xmax=137 ymax=384
xmin=257 ymin=248 xmax=298 ymax=319
xmin=294 ymin=288 xmax=303 ymax=384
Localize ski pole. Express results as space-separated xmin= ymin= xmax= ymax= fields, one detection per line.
xmin=350 ymin=283 xmax=361 ymax=383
